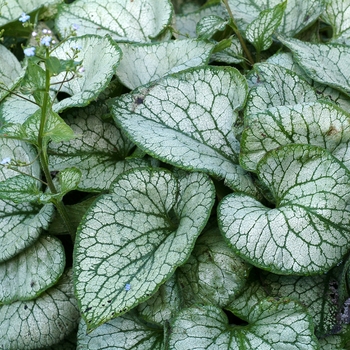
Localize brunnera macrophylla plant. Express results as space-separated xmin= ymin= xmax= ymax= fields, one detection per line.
xmin=1 ymin=0 xmax=350 ymax=348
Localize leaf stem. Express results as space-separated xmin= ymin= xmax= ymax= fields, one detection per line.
xmin=222 ymin=0 xmax=254 ymax=66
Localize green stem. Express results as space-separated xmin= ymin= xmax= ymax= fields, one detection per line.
xmin=222 ymin=0 xmax=255 ymax=66
xmin=37 ymin=49 xmax=75 ymax=239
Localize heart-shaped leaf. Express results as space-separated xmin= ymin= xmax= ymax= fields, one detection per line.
xmin=75 ymin=168 xmax=215 ymax=329
xmin=0 ymin=235 xmax=65 ymax=304
xmin=0 ymin=269 xmax=79 ymax=350
xmin=48 ymin=104 xmax=147 ymax=192
xmin=219 ymin=144 xmax=350 ymax=275
xmin=50 ymin=35 xmax=121 ymax=112
xmin=77 ymin=312 xmax=164 ymax=350
xmin=280 ymin=37 xmax=350 ymax=97
xmin=111 ymin=66 xmax=256 ymax=194
xmin=55 ymin=0 xmax=173 ymax=42
xmin=116 ymin=39 xmax=214 ymax=90
xmin=240 ymin=101 xmax=350 ymax=172
xmin=168 ymin=299 xmax=318 ymax=349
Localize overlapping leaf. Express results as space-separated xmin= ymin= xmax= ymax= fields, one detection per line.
xmin=77 ymin=313 xmax=164 ymax=350
xmin=280 ymin=37 xmax=350 ymax=97
xmin=75 ymin=168 xmax=215 ymax=329
xmin=177 ymin=227 xmax=252 ymax=308
xmin=116 ymin=39 xmax=214 ymax=90
xmin=261 ymin=272 xmax=339 ymax=337
xmin=55 ymin=0 xmax=173 ymax=42
xmin=111 ymin=66 xmax=256 ymax=194
xmin=50 ymin=35 xmax=122 ymax=112
xmin=241 ymin=101 xmax=350 ymax=172
xmin=137 ymin=274 xmax=181 ymax=325
xmin=219 ymin=144 xmax=350 ymax=275
xmin=245 ymin=62 xmax=318 ymax=117
xmin=168 ymin=299 xmax=318 ymax=349
xmin=0 ymin=269 xmax=79 ymax=350
xmin=0 ymin=235 xmax=65 ymax=304
xmin=267 ymin=52 xmax=350 ymax=112
xmin=48 ymin=104 xmax=147 ymax=192
xmin=0 ymin=138 xmax=54 ymax=262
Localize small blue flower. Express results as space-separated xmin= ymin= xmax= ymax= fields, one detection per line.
xmin=40 ymin=36 xmax=52 ymax=47
xmin=0 ymin=157 xmax=11 ymax=165
xmin=23 ymin=47 xmax=35 ymax=57
xmin=19 ymin=13 xmax=30 ymax=23
xmin=72 ymin=24 xmax=80 ymax=31
xmin=125 ymin=283 xmax=131 ymax=291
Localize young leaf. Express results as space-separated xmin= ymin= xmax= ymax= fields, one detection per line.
xmin=246 ymin=62 xmax=318 ymax=116
xmin=57 ymin=167 xmax=82 ymax=198
xmin=21 ymin=60 xmax=46 ymax=106
xmin=177 ymin=227 xmax=252 ymax=308
xmin=116 ymin=39 xmax=214 ymax=90
xmin=175 ymin=3 xmax=227 ymax=38
xmin=240 ymin=101 xmax=350 ymax=172
xmin=21 ymin=109 xmax=75 ymax=146
xmin=55 ymin=0 xmax=173 ymax=42
xmin=168 ymin=299 xmax=318 ymax=349
xmin=219 ymin=144 xmax=350 ymax=275
xmin=77 ymin=312 xmax=164 ymax=350
xmin=279 ymin=37 xmax=350 ymax=97
xmin=0 ymin=269 xmax=79 ymax=350
xmin=111 ymin=66 xmax=256 ymax=194
xmin=74 ymin=168 xmax=215 ymax=329
xmin=48 ymin=104 xmax=146 ymax=192
xmin=210 ymin=36 xmax=244 ymax=65
xmin=227 ymin=0 xmax=324 ymax=36
xmin=0 ymin=235 xmax=65 ymax=304
xmin=50 ymin=35 xmax=122 ymax=112
xmin=196 ymin=15 xmax=228 ymax=39
xmin=245 ymin=1 xmax=287 ymax=53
